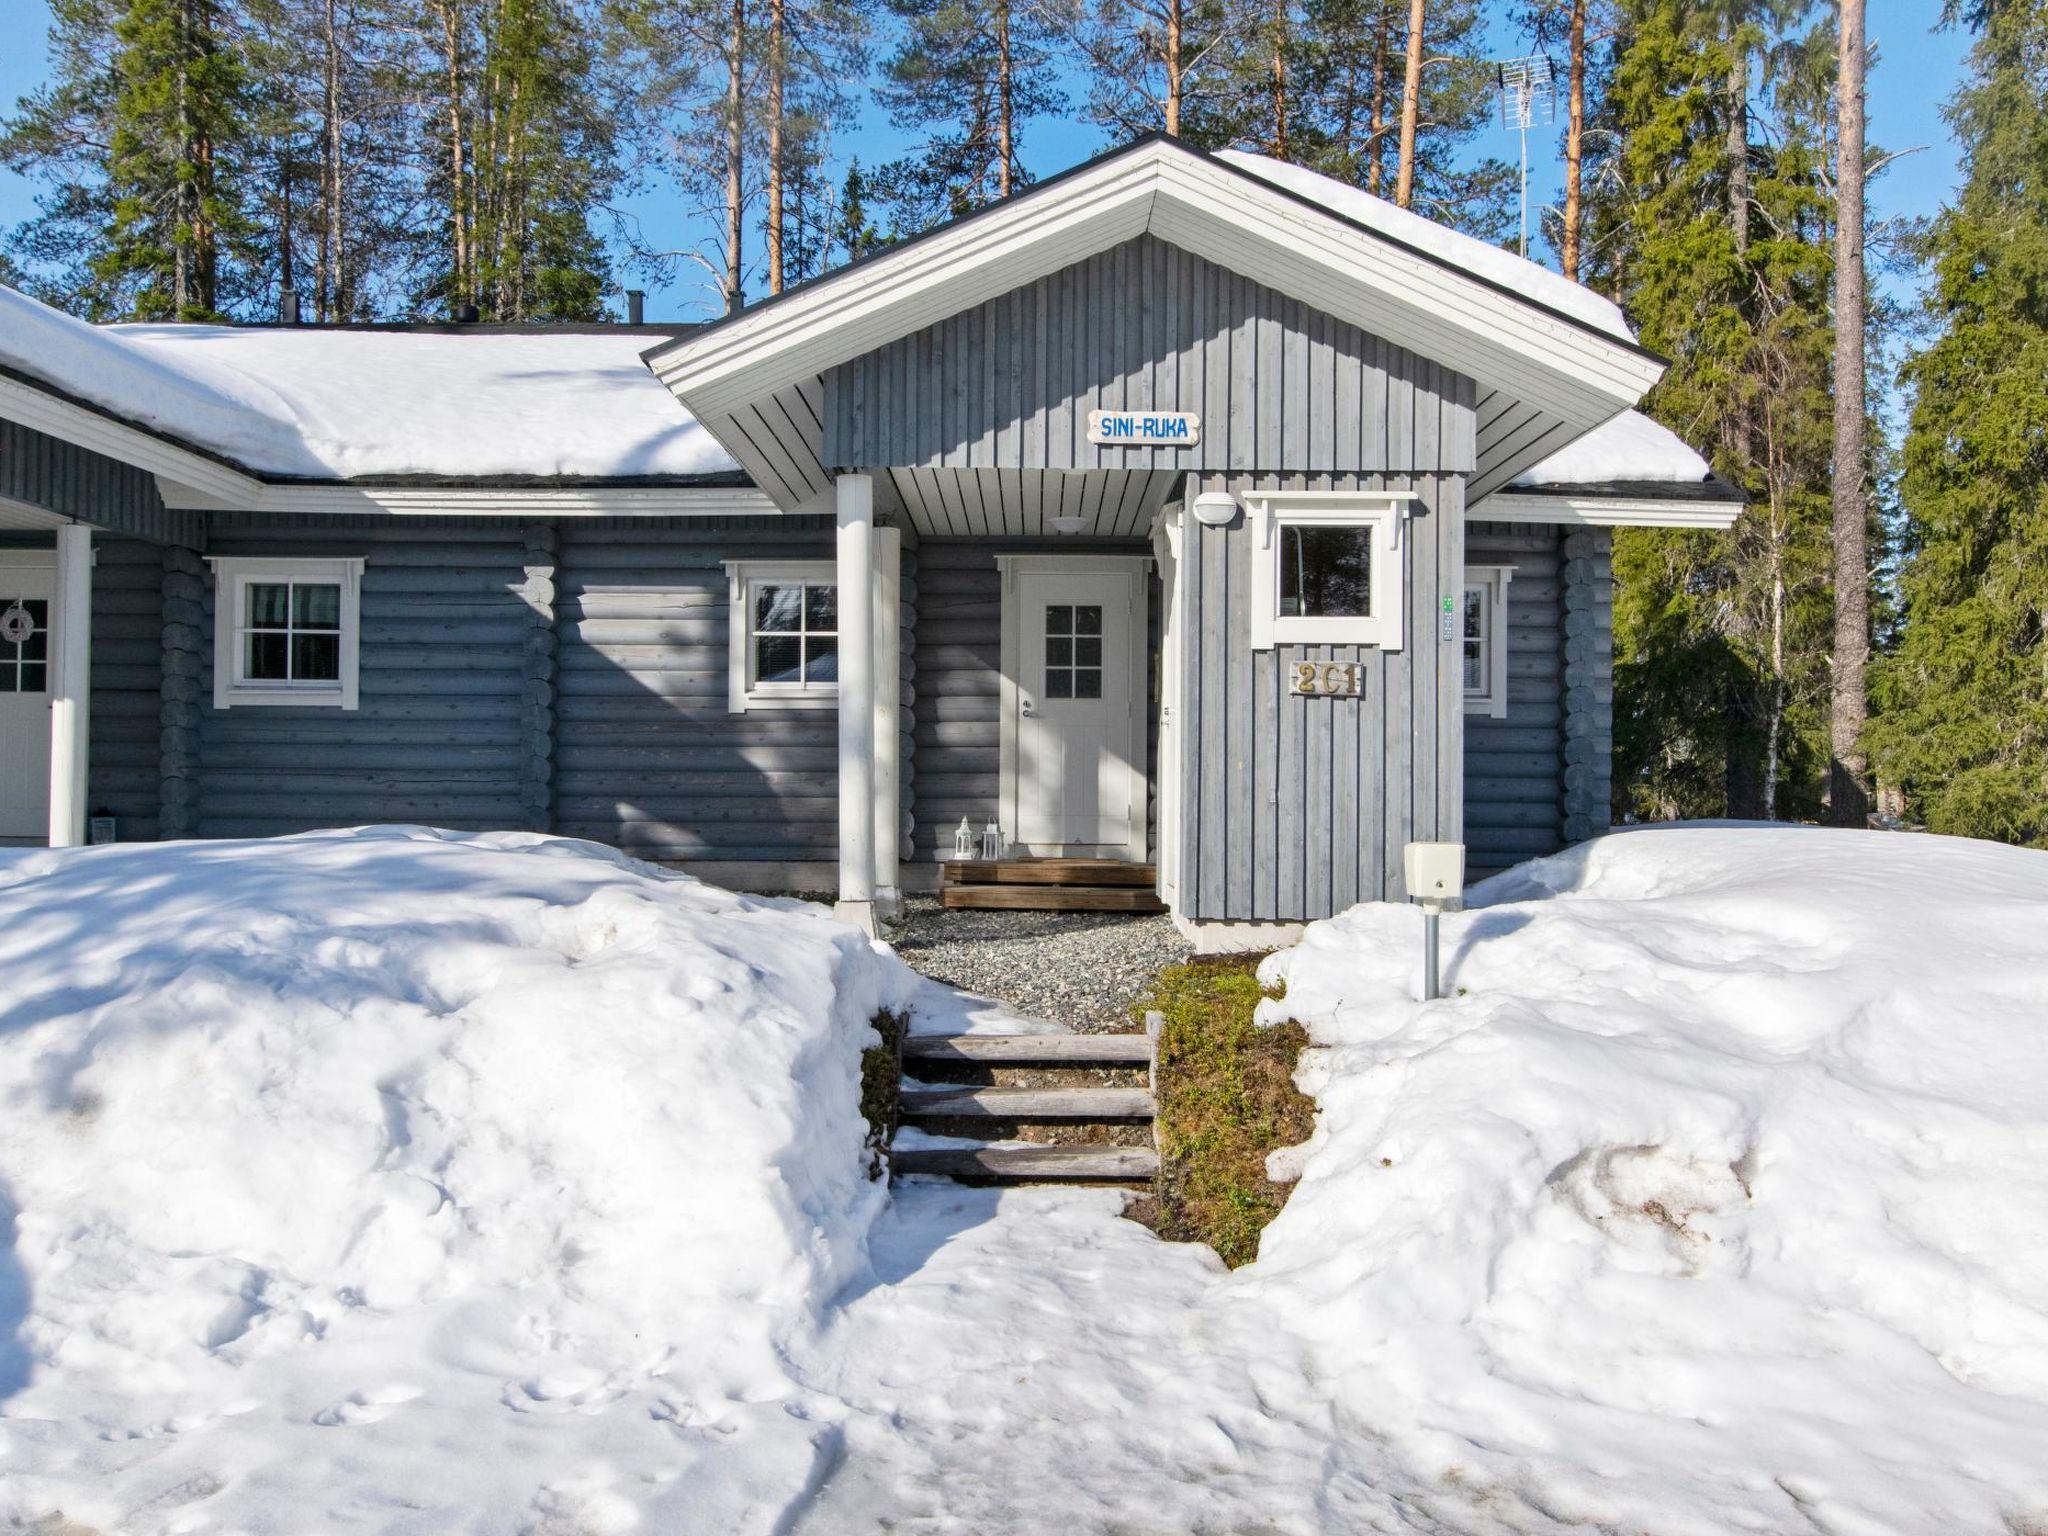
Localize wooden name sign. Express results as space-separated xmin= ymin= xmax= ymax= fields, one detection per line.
xmin=1086 ymin=410 xmax=1201 ymax=447
xmin=1290 ymin=661 xmax=1364 ymax=697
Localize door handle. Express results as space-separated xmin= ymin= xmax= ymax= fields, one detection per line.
xmin=1020 ymin=697 xmax=1037 ymax=717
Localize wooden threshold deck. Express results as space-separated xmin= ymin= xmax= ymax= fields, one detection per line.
xmin=939 ymin=858 xmax=1165 ymax=913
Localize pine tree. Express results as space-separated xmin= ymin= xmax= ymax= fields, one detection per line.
xmin=1067 ymin=0 xmax=1244 ymax=142
xmin=1593 ymin=0 xmax=1840 ymax=822
xmin=875 ymin=0 xmax=1063 ymax=232
xmin=1868 ymin=0 xmax=2048 ymax=845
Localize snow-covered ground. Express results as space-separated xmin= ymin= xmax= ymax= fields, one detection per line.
xmin=3 ymin=824 xmax=2047 ymax=1534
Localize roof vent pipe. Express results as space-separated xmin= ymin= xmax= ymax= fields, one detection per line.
xmin=625 ymin=289 xmax=645 ymax=326
xmin=279 ymin=284 xmax=300 ymax=325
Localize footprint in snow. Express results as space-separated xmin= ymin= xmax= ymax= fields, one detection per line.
xmin=311 ymin=1384 xmax=424 ymax=1426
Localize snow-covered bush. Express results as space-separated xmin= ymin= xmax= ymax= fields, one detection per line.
xmin=0 ymin=828 xmax=905 ymax=1533
xmin=1255 ymin=825 xmax=2048 ymax=1534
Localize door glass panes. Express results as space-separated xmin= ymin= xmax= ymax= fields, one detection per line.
xmin=1044 ymin=604 xmax=1103 ymax=700
xmin=0 ymin=597 xmax=49 ymax=694
xmin=1463 ymin=586 xmax=1487 ymax=693
xmin=242 ymin=580 xmax=343 ymax=683
xmin=1279 ymin=525 xmax=1372 ymax=617
xmin=753 ymin=581 xmax=838 ymax=686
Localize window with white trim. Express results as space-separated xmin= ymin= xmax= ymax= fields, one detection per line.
xmin=211 ymin=556 xmax=362 ymax=709
xmin=725 ymin=560 xmax=839 ymax=712
xmin=1462 ymin=564 xmax=1513 ymax=718
xmin=1247 ymin=492 xmax=1415 ymax=650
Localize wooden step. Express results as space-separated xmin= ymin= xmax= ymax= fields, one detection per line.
xmin=943 ymin=858 xmax=1158 ymax=887
xmin=941 ymin=883 xmax=1166 ymax=913
xmin=892 ymin=1143 xmax=1158 ymax=1183
xmin=902 ymin=1032 xmax=1155 ymax=1065
xmin=899 ymin=1084 xmax=1157 ymax=1120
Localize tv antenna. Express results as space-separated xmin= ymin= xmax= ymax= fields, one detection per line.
xmin=1495 ymin=55 xmax=1558 ymax=259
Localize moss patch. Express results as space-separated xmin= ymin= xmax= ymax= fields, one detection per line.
xmin=1131 ymin=956 xmax=1315 ymax=1268
xmin=860 ymin=1009 xmax=906 ymax=1181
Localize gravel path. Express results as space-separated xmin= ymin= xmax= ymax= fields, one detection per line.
xmin=887 ymin=898 xmax=1191 ymax=1032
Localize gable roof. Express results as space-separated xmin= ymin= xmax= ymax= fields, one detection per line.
xmin=644 ymin=135 xmax=1669 ymax=509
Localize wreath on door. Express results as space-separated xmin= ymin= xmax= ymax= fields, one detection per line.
xmin=0 ymin=602 xmax=33 ymax=646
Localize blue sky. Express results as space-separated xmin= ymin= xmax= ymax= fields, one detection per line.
xmin=0 ymin=0 xmax=1972 ymax=321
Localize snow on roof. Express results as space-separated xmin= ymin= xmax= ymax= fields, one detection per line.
xmin=1511 ymin=409 xmax=1715 ymax=488
xmin=0 ymin=283 xmax=741 ymax=481
xmin=1215 ymin=151 xmax=1636 ymax=344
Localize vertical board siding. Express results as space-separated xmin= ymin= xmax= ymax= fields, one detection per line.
xmin=196 ymin=516 xmax=534 ymax=836
xmin=551 ymin=517 xmax=838 ymax=861
xmin=1178 ymin=473 xmax=1466 ymax=922
xmin=88 ymin=538 xmax=168 ymax=840
xmin=823 ymin=234 xmax=1478 ymax=478
xmin=0 ymin=418 xmax=205 ymax=548
xmin=1463 ymin=522 xmax=1568 ymax=876
xmin=909 ymin=538 xmax=1159 ymax=863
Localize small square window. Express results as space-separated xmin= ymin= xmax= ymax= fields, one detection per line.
xmin=211 ymin=558 xmax=362 ymax=709
xmin=726 ymin=561 xmax=840 ymax=712
xmin=1279 ymin=525 xmax=1373 ymax=618
xmin=1247 ymin=494 xmax=1415 ymax=651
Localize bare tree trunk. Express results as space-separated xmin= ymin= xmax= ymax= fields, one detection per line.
xmin=1828 ymin=0 xmax=1871 ymax=825
xmin=766 ymin=0 xmax=785 ymax=292
xmin=997 ymin=0 xmax=1014 ymax=196
xmin=1394 ymin=0 xmax=1424 ymax=208
xmin=1366 ymin=1 xmax=1390 ymax=195
xmin=1269 ymin=0 xmax=1288 ymax=157
xmin=1561 ymin=0 xmax=1587 ymax=281
xmin=435 ymin=0 xmax=470 ymax=309
xmin=1163 ymin=0 xmax=1183 ymax=137
xmin=322 ymin=0 xmax=343 ymax=318
xmin=725 ymin=0 xmax=745 ymax=312
xmin=1727 ymin=36 xmax=1750 ymax=256
xmin=1764 ymin=499 xmax=1786 ymax=820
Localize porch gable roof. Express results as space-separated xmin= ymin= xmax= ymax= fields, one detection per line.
xmin=643 ymin=136 xmax=1669 ymax=511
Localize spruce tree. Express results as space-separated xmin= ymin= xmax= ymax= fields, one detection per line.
xmin=1592 ymin=0 xmax=1839 ymax=822
xmin=1868 ymin=0 xmax=2048 ymax=845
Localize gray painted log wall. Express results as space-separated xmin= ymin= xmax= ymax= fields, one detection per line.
xmin=88 ymin=538 xmax=169 ymax=840
xmin=909 ymin=538 xmax=1159 ymax=863
xmin=1463 ymin=522 xmax=1566 ymax=875
xmin=1176 ymin=474 xmax=1465 ymax=922
xmin=823 ymin=234 xmax=1478 ymax=477
xmin=1 ymin=419 xmax=205 ymax=548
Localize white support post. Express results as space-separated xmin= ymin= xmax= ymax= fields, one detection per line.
xmin=48 ymin=522 xmax=92 ymax=849
xmin=872 ymin=525 xmax=902 ymax=917
xmin=835 ymin=475 xmax=877 ymax=933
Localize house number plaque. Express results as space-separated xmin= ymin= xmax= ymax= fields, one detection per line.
xmin=1290 ymin=661 xmax=1363 ymax=697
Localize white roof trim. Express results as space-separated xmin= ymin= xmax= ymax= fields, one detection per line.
xmin=647 ymin=139 xmax=1664 ymax=440
xmin=1471 ymin=492 xmax=1742 ymax=529
xmin=0 ymin=372 xmax=263 ymax=504
xmin=152 ymin=481 xmax=783 ymax=517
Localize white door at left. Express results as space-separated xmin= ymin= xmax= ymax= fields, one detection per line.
xmin=0 ymin=553 xmax=55 ymax=842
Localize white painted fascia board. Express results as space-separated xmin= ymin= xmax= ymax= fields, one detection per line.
xmin=159 ymin=482 xmax=782 ymax=517
xmin=1471 ymin=492 xmax=1743 ymax=529
xmin=0 ymin=373 xmax=263 ymax=505
xmin=649 ymin=157 xmax=1161 ymax=414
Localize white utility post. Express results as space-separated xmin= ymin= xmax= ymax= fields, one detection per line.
xmin=1404 ymin=840 xmax=1465 ymax=1001
xmin=872 ymin=524 xmax=902 ymax=917
xmin=48 ymin=522 xmax=92 ymax=848
xmin=835 ymin=474 xmax=877 ymax=933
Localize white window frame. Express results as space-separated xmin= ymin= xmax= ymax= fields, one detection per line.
xmin=1245 ymin=491 xmax=1417 ymax=650
xmin=1462 ymin=564 xmax=1514 ymax=719
xmin=725 ymin=559 xmax=839 ymax=713
xmin=210 ymin=556 xmax=362 ymax=710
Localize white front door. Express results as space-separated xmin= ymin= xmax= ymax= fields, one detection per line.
xmin=0 ymin=553 xmax=55 ymax=842
xmin=1000 ymin=557 xmax=1149 ymax=859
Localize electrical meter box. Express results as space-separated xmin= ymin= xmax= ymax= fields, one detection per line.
xmin=1403 ymin=841 xmax=1465 ymax=905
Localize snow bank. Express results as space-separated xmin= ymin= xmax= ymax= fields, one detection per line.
xmin=0 ymin=284 xmax=740 ymax=479
xmin=0 ymin=828 xmax=903 ymax=1534
xmin=1256 ymin=825 xmax=2048 ymax=1533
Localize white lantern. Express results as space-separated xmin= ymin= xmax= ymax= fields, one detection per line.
xmin=980 ymin=821 xmax=1001 ymax=861
xmin=953 ymin=817 xmax=977 ymax=860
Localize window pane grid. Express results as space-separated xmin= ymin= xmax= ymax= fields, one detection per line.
xmin=752 ymin=580 xmax=838 ymax=688
xmin=240 ymin=580 xmax=343 ymax=685
xmin=0 ymin=597 xmax=49 ymax=694
xmin=1464 ymin=583 xmax=1491 ymax=698
xmin=1044 ymin=603 xmax=1103 ymax=701
xmin=1279 ymin=524 xmax=1373 ymax=618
